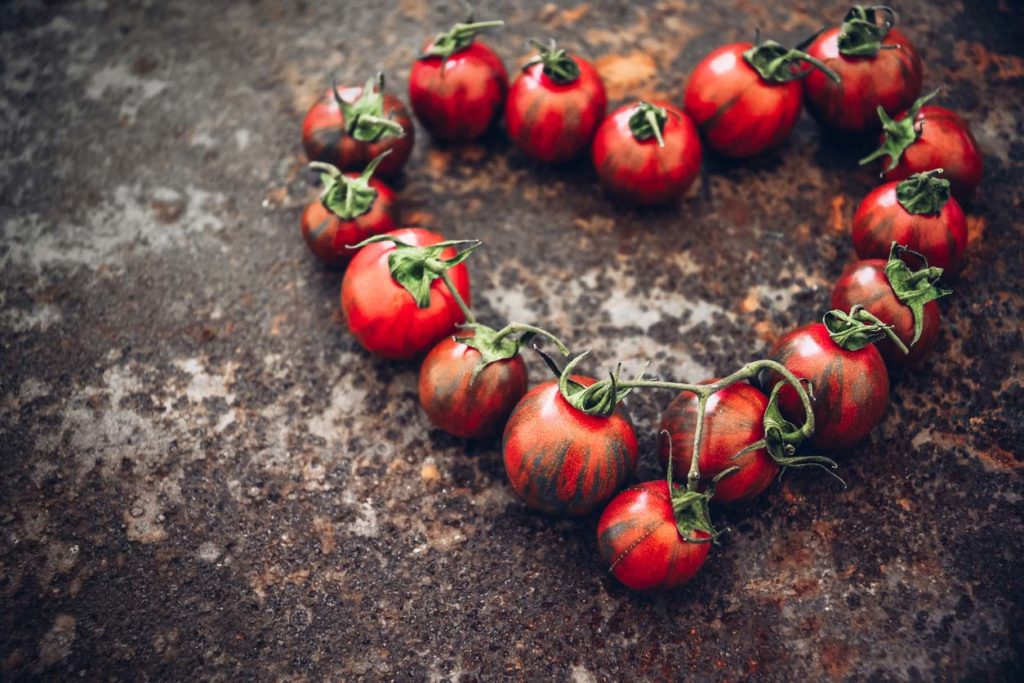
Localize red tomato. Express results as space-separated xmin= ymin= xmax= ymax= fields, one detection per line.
xmin=418 ymin=330 xmax=528 ymax=439
xmin=503 ymin=376 xmax=638 ymax=516
xmin=302 ymin=80 xmax=414 ymax=177
xmin=803 ymin=9 xmax=922 ymax=133
xmin=340 ymin=228 xmax=471 ymax=360
xmin=658 ymin=382 xmax=777 ymax=503
xmin=831 ymin=260 xmax=940 ymax=368
xmin=300 ymin=174 xmax=396 ymax=268
xmin=591 ymin=101 xmax=702 ymax=205
xmin=596 ymin=481 xmax=710 ymax=591
xmin=766 ymin=323 xmax=890 ymax=449
xmin=505 ymin=41 xmax=607 ymax=163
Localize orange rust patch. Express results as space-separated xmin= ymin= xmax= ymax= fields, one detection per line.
xmin=830 ymin=195 xmax=847 ymax=233
xmin=897 ymin=498 xmax=913 ymax=512
xmin=966 ymin=215 xmax=986 ymax=246
xmin=268 ymin=314 xmax=287 ymax=336
xmin=312 ymin=517 xmax=335 ymax=555
xmin=397 ymin=0 xmax=428 ymax=21
xmin=420 ymin=462 xmax=441 ymax=483
xmin=955 ymin=41 xmax=1024 ymax=81
xmin=753 ymin=320 xmax=775 ymax=343
xmin=820 ymin=640 xmax=857 ymax=679
xmin=427 ymin=149 xmax=452 ymax=175
xmin=541 ymin=2 xmax=591 ymax=28
xmin=402 ymin=211 xmax=436 ymax=228
xmin=740 ymin=288 xmax=760 ymax=313
xmin=594 ymin=52 xmax=658 ymax=100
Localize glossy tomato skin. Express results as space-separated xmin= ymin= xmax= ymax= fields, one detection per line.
xmin=879 ymin=106 xmax=983 ymax=203
xmin=341 ymin=228 xmax=471 ymax=360
xmin=659 ymin=382 xmax=777 ymax=503
xmin=852 ymin=181 xmax=968 ymax=273
xmin=831 ymin=260 xmax=940 ymax=369
xmin=503 ymin=376 xmax=638 ymax=516
xmin=766 ymin=323 xmax=889 ymax=449
xmin=410 ymin=41 xmax=508 ymax=141
xmin=300 ymin=176 xmax=397 ymax=268
xmin=683 ymin=42 xmax=803 ymax=157
xmin=597 ymin=481 xmax=711 ymax=591
xmin=505 ymin=56 xmax=607 ymax=163
xmin=418 ymin=332 xmax=528 ymax=439
xmin=803 ymin=28 xmax=922 ymax=133
xmin=302 ymin=85 xmax=415 ymax=177
xmin=591 ymin=102 xmax=702 ymax=205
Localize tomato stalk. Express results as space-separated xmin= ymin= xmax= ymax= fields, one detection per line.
xmin=837 ymin=5 xmax=898 ymax=57
xmin=524 ymin=38 xmax=581 ymax=84
xmin=422 ymin=19 xmax=505 ymax=59
xmin=883 ymin=242 xmax=952 ymax=345
xmin=742 ymin=39 xmax=841 ymax=84
xmin=824 ymin=305 xmax=910 ymax=355
xmin=309 ymin=150 xmax=391 ymax=220
xmin=627 ymin=101 xmax=670 ymax=147
xmin=859 ymin=89 xmax=940 ymax=170
xmin=334 ymin=74 xmax=406 ymax=143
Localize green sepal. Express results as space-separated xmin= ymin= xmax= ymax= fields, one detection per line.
xmin=310 ymin=150 xmax=390 ymax=221
xmin=665 ymin=449 xmax=734 ymax=543
xmin=742 ymin=39 xmax=841 ymax=84
xmin=421 ymin=19 xmax=504 ymax=60
xmin=460 ymin=322 xmax=569 ymax=382
xmin=884 ymin=243 xmax=952 ymax=346
xmin=837 ymin=5 xmax=897 ymax=57
xmin=553 ymin=351 xmax=648 ymax=417
xmin=824 ymin=305 xmax=909 ymax=355
xmin=334 ymin=73 xmax=406 ymax=143
xmin=628 ymin=101 xmax=669 ymax=147
xmin=895 ymin=170 xmax=952 ymax=215
xmin=524 ymin=38 xmax=580 ymax=85
xmin=859 ymin=89 xmax=940 ymax=170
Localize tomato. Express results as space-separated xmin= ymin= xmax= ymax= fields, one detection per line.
xmin=505 ymin=39 xmax=607 ymax=163
xmin=502 ymin=376 xmax=637 ymax=516
xmin=659 ymin=382 xmax=777 ymax=503
xmin=803 ymin=7 xmax=922 ymax=133
xmin=302 ymin=75 xmax=414 ymax=177
xmin=591 ymin=101 xmax=702 ymax=205
xmin=765 ymin=322 xmax=890 ymax=449
xmin=596 ymin=481 xmax=710 ymax=591
xmin=683 ymin=40 xmax=838 ymax=157
xmin=852 ymin=171 xmax=968 ymax=272
xmin=340 ymin=228 xmax=472 ymax=360
xmin=410 ymin=20 xmax=508 ymax=141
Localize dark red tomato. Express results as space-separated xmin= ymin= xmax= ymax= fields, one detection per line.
xmin=852 ymin=181 xmax=967 ymax=272
xmin=300 ymin=175 xmax=396 ymax=268
xmin=766 ymin=323 xmax=890 ymax=449
xmin=505 ymin=41 xmax=607 ymax=163
xmin=831 ymin=260 xmax=940 ymax=368
xmin=658 ymin=382 xmax=777 ymax=503
xmin=341 ymin=228 xmax=471 ymax=360
xmin=502 ymin=376 xmax=638 ymax=516
xmin=302 ymin=83 xmax=414 ymax=177
xmin=418 ymin=331 xmax=528 ymax=439
xmin=596 ymin=481 xmax=710 ymax=591
xmin=591 ymin=101 xmax=702 ymax=205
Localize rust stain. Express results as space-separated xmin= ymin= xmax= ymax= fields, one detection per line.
xmin=753 ymin=320 xmax=775 ymax=343
xmin=402 ymin=210 xmax=436 ymax=228
xmin=541 ymin=2 xmax=591 ymax=28
xmin=820 ymin=639 xmax=857 ymax=680
xmin=966 ymin=215 xmax=986 ymax=246
xmin=829 ymin=195 xmax=847 ymax=233
xmin=897 ymin=498 xmax=912 ymax=512
xmin=740 ymin=287 xmax=760 ymax=313
xmin=269 ymin=314 xmax=287 ymax=336
xmin=420 ymin=462 xmax=441 ymax=482
xmin=594 ymin=52 xmax=658 ymax=100
xmin=955 ymin=41 xmax=1024 ymax=81
xmin=312 ymin=517 xmax=335 ymax=555
xmin=427 ymin=149 xmax=452 ymax=175
xmin=397 ymin=0 xmax=428 ymax=22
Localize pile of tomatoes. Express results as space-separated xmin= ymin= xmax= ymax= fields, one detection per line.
xmin=295 ymin=6 xmax=982 ymax=591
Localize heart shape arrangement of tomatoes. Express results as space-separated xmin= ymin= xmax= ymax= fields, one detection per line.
xmin=296 ymin=6 xmax=981 ymax=592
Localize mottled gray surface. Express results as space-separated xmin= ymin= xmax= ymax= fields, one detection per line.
xmin=1 ymin=0 xmax=1022 ymax=680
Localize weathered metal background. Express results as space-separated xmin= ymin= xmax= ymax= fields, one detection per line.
xmin=1 ymin=0 xmax=1021 ymax=679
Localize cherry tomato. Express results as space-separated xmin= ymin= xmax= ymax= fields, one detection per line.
xmin=659 ymin=382 xmax=777 ymax=503
xmin=505 ymin=40 xmax=607 ymax=163
xmin=340 ymin=228 xmax=471 ymax=360
xmin=596 ymin=481 xmax=710 ymax=591
xmin=766 ymin=323 xmax=890 ymax=449
xmin=803 ymin=7 xmax=922 ymax=133
xmin=503 ymin=376 xmax=637 ymax=516
xmin=302 ymin=76 xmax=414 ymax=177
xmin=591 ymin=101 xmax=702 ymax=205
xmin=410 ymin=20 xmax=508 ymax=142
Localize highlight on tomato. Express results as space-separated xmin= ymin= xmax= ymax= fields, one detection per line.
xmin=409 ymin=15 xmax=508 ymax=141
xmin=591 ymin=100 xmax=702 ymax=205
xmin=683 ymin=37 xmax=840 ymax=157
xmin=301 ymin=152 xmax=397 ymax=268
xmin=302 ymin=73 xmax=414 ymax=177
xmin=860 ymin=90 xmax=984 ymax=202
xmin=852 ymin=170 xmax=968 ymax=272
xmin=340 ymin=229 xmax=475 ymax=360
xmin=505 ymin=38 xmax=607 ymax=163
xmin=802 ymin=6 xmax=923 ymax=133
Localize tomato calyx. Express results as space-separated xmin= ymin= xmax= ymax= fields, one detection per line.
xmin=884 ymin=242 xmax=953 ymax=345
xmin=742 ymin=39 xmax=841 ymax=84
xmin=859 ymin=89 xmax=940 ymax=170
xmin=421 ymin=19 xmax=505 ymax=60
xmin=524 ymin=38 xmax=581 ymax=85
xmin=895 ymin=169 xmax=952 ymax=215
xmin=663 ymin=432 xmax=734 ymax=543
xmin=545 ymin=350 xmax=645 ymax=417
xmin=458 ymin=322 xmax=569 ymax=381
xmin=837 ymin=5 xmax=898 ymax=57
xmin=628 ymin=101 xmax=672 ymax=147
xmin=309 ymin=150 xmax=390 ymax=221
xmin=334 ymin=73 xmax=406 ymax=143
xmin=824 ymin=305 xmax=910 ymax=355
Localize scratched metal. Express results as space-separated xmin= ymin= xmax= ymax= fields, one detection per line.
xmin=1 ymin=0 xmax=1021 ymax=680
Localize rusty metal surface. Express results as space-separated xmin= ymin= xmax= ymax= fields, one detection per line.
xmin=1 ymin=0 xmax=1022 ymax=680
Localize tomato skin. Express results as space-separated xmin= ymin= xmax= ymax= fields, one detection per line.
xmin=410 ymin=41 xmax=508 ymax=141
xmin=340 ymin=228 xmax=471 ymax=360
xmin=852 ymin=181 xmax=968 ymax=273
xmin=418 ymin=332 xmax=528 ymax=439
xmin=878 ymin=106 xmax=983 ymax=203
xmin=683 ymin=42 xmax=803 ymax=157
xmin=504 ymin=56 xmax=607 ymax=163
xmin=502 ymin=377 xmax=638 ymax=516
xmin=302 ymin=86 xmax=415 ymax=177
xmin=591 ymin=102 xmax=702 ymax=205
xmin=658 ymin=382 xmax=778 ymax=503
xmin=596 ymin=481 xmax=710 ymax=591
xmin=766 ymin=323 xmax=889 ymax=449
xmin=803 ymin=27 xmax=922 ymax=133
xmin=300 ymin=176 xmax=397 ymax=268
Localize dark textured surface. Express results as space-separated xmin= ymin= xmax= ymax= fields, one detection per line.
xmin=1 ymin=1 xmax=1022 ymax=680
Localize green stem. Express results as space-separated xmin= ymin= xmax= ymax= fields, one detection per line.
xmin=352 ymin=114 xmax=404 ymax=138
xmin=646 ymin=109 xmax=665 ymax=147
xmin=688 ymin=396 xmax=708 ymax=493
xmin=491 ymin=322 xmax=569 ymax=355
xmin=853 ymin=307 xmax=909 ymax=356
xmin=438 ymin=270 xmax=475 ymax=325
